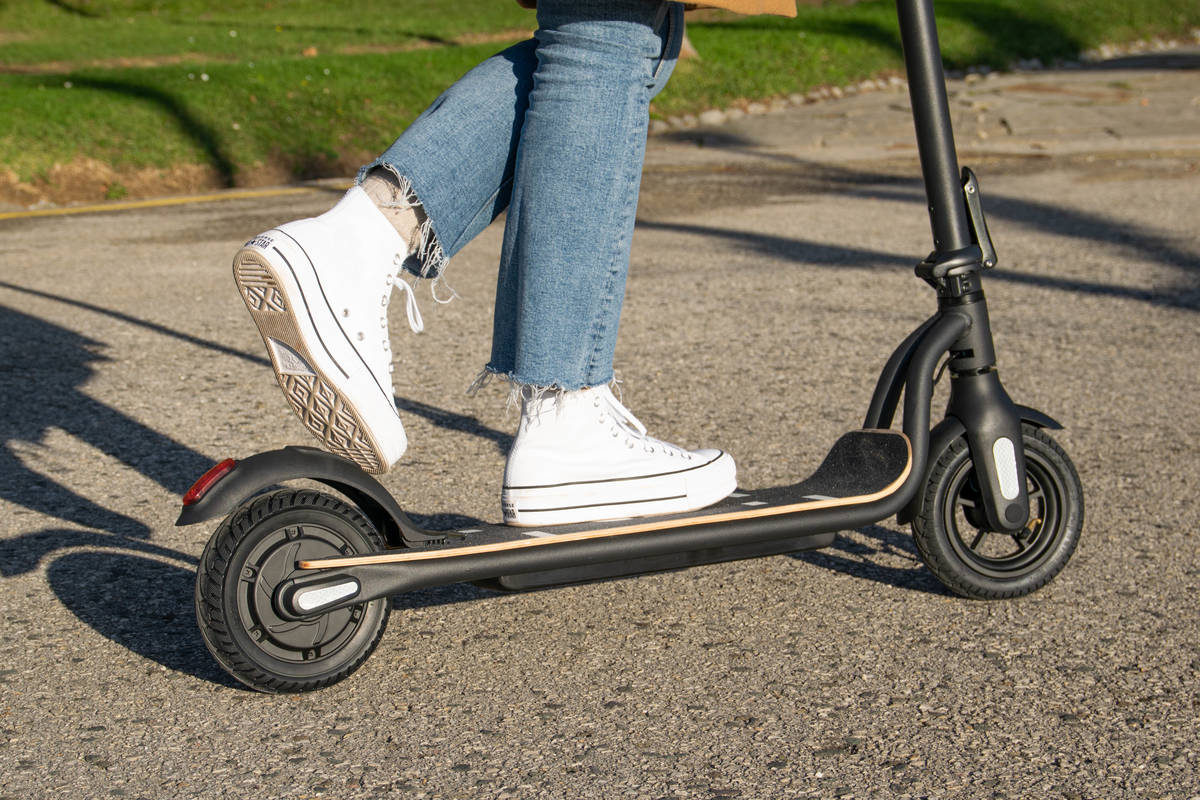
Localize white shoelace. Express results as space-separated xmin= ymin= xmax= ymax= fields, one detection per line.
xmin=595 ymin=388 xmax=690 ymax=458
xmin=393 ymin=277 xmax=424 ymax=334
xmin=378 ymin=271 xmax=422 ymax=381
xmin=598 ymin=389 xmax=647 ymax=437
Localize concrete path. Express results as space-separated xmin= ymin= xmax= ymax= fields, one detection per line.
xmin=1 ymin=50 xmax=1198 ymax=799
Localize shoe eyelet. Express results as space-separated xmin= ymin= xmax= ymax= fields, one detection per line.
xmin=356 ymin=332 xmax=365 ymax=341
xmin=342 ymin=308 xmax=350 ymax=318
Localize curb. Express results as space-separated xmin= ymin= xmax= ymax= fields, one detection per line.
xmin=650 ymin=29 xmax=1200 ymax=134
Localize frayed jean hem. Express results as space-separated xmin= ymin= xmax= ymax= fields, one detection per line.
xmin=468 ymin=366 xmax=618 ymax=409
xmin=355 ymin=162 xmax=450 ymax=285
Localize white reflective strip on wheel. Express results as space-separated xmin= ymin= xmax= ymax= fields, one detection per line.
xmin=993 ymin=437 xmax=1019 ymax=500
xmin=295 ymin=580 xmax=360 ymax=611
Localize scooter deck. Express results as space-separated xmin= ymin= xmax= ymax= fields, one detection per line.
xmin=299 ymin=429 xmax=911 ymax=571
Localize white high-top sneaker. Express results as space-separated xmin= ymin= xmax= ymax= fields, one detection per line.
xmin=502 ymin=385 xmax=737 ymax=526
xmin=232 ymin=186 xmax=423 ymax=473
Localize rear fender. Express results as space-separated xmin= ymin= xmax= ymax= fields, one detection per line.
xmin=176 ymin=446 xmax=438 ymax=547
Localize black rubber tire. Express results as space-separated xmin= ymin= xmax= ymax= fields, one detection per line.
xmin=195 ymin=489 xmax=389 ymax=692
xmin=912 ymin=424 xmax=1083 ymax=600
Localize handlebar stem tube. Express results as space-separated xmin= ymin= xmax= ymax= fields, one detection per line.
xmin=895 ymin=0 xmax=973 ymax=255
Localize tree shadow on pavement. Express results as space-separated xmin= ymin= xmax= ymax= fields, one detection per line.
xmin=0 ymin=302 xmax=241 ymax=685
xmin=0 ymin=292 xmax=514 ymax=685
xmin=0 ymin=303 xmax=214 ymax=551
xmin=639 ymin=141 xmax=1200 ymax=310
xmin=0 ymin=279 xmax=511 ymax=451
xmin=394 ymin=395 xmax=513 ymax=457
xmin=0 ymin=279 xmax=271 ymax=369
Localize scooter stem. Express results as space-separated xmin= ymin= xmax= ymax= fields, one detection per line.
xmin=896 ymin=0 xmax=973 ymax=255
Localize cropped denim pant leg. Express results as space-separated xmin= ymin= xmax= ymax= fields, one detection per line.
xmin=359 ymin=0 xmax=684 ymax=390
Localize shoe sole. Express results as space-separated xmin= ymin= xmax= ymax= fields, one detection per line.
xmin=502 ymin=451 xmax=737 ymax=526
xmin=233 ymin=246 xmax=399 ymax=473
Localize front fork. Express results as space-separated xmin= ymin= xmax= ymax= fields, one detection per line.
xmin=867 ymin=303 xmax=1030 ymax=533
xmin=866 ymin=287 xmax=1030 ymax=533
xmin=864 ymin=170 xmax=1031 ymax=534
xmin=937 ymin=273 xmax=1030 ymax=532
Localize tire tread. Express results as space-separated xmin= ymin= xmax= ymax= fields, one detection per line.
xmin=912 ymin=424 xmax=1083 ymax=600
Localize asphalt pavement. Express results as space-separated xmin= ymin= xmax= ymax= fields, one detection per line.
xmin=1 ymin=49 xmax=1198 ymax=799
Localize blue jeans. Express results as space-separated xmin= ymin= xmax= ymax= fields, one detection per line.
xmin=358 ymin=0 xmax=684 ymax=390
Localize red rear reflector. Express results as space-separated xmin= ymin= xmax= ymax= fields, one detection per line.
xmin=182 ymin=458 xmax=237 ymax=506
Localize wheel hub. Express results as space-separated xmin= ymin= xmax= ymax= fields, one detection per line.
xmin=235 ymin=523 xmax=366 ymax=664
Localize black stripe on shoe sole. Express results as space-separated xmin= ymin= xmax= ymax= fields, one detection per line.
xmin=514 ymin=494 xmax=689 ymax=515
xmin=503 ymin=451 xmax=727 ymax=492
xmin=275 ymin=229 xmax=395 ymax=408
xmin=263 ymin=247 xmax=350 ymax=381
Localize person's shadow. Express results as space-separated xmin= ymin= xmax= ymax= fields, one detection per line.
xmin=0 ymin=303 xmax=214 ymax=567
xmin=0 ymin=302 xmax=236 ymax=684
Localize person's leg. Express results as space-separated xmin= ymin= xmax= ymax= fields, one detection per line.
xmin=487 ymin=0 xmax=682 ymax=389
xmin=234 ymin=41 xmax=539 ymax=473
xmin=359 ymin=39 xmax=538 ymax=281
xmin=491 ymin=1 xmax=737 ymax=526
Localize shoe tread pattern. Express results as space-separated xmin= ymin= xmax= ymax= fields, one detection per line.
xmin=280 ymin=373 xmax=383 ymax=473
xmin=236 ymin=259 xmax=287 ymax=312
xmin=234 ymin=250 xmax=385 ymax=474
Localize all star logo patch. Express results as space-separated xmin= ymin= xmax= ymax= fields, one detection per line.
xmin=268 ymin=338 xmax=315 ymax=376
xmin=244 ymin=234 xmax=275 ymax=249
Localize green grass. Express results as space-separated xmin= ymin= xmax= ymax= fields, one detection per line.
xmin=2 ymin=0 xmax=1197 ymax=194
xmin=0 ymin=0 xmax=533 ymax=65
xmin=1 ymin=43 xmax=509 ymax=181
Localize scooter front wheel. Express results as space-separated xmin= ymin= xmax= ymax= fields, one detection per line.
xmin=195 ymin=489 xmax=389 ymax=692
xmin=912 ymin=424 xmax=1083 ymax=599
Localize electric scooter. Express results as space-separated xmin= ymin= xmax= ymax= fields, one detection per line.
xmin=178 ymin=0 xmax=1084 ymax=693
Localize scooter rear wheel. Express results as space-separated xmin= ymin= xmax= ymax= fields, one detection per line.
xmin=912 ymin=424 xmax=1083 ymax=599
xmin=195 ymin=489 xmax=389 ymax=692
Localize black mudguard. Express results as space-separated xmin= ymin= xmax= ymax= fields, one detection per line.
xmin=176 ymin=446 xmax=438 ymax=547
xmin=897 ymin=405 xmax=1062 ymax=525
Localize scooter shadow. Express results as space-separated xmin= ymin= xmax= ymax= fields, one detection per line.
xmin=45 ymin=548 xmax=242 ymax=689
xmin=393 ymin=513 xmax=953 ymax=605
xmin=789 ymin=525 xmax=953 ymax=597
